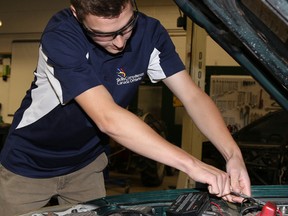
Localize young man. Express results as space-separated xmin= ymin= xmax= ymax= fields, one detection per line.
xmin=0 ymin=0 xmax=250 ymax=215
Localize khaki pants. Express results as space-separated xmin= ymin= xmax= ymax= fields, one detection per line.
xmin=0 ymin=153 xmax=108 ymax=216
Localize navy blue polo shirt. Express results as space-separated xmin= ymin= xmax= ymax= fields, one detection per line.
xmin=0 ymin=8 xmax=185 ymax=178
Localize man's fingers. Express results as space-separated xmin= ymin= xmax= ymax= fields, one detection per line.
xmin=206 ymin=171 xmax=230 ymax=197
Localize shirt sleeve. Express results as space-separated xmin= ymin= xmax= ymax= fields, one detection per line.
xmin=147 ymin=22 xmax=185 ymax=83
xmin=41 ymin=29 xmax=101 ymax=104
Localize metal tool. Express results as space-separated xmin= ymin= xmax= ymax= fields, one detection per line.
xmin=230 ymin=191 xmax=266 ymax=206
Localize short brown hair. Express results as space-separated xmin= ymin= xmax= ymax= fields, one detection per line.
xmin=70 ymin=0 xmax=132 ymax=22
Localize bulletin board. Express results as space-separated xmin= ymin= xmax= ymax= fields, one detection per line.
xmin=205 ymin=66 xmax=281 ymax=132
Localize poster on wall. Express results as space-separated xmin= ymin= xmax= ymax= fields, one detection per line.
xmin=0 ymin=54 xmax=11 ymax=81
xmin=210 ymin=75 xmax=281 ymax=132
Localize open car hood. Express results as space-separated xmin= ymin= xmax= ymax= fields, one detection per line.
xmin=174 ymin=0 xmax=288 ymax=110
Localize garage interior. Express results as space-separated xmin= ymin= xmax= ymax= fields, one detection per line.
xmin=0 ymin=0 xmax=287 ymax=215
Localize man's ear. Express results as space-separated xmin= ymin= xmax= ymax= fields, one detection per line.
xmin=70 ymin=5 xmax=78 ymax=19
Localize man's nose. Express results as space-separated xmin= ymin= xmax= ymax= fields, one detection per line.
xmin=112 ymin=35 xmax=125 ymax=49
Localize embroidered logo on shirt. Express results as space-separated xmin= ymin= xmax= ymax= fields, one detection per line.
xmin=116 ymin=67 xmax=144 ymax=85
xmin=117 ymin=68 xmax=126 ymax=78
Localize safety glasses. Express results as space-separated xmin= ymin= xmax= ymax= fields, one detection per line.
xmin=82 ymin=10 xmax=138 ymax=42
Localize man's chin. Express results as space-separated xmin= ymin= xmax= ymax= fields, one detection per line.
xmin=106 ymin=48 xmax=125 ymax=55
xmin=108 ymin=48 xmax=124 ymax=54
